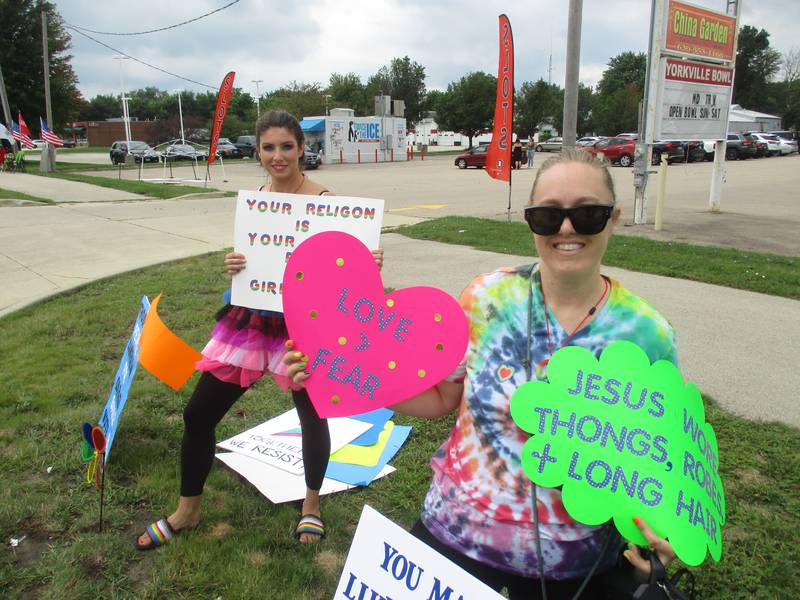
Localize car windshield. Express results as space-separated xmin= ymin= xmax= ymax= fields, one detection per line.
xmin=128 ymin=142 xmax=149 ymax=151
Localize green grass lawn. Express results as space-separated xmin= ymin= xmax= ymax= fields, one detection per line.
xmin=392 ymin=216 xmax=800 ymax=299
xmin=0 ymin=187 xmax=53 ymax=203
xmin=0 ymin=251 xmax=797 ymax=599
xmin=43 ymin=172 xmax=223 ymax=200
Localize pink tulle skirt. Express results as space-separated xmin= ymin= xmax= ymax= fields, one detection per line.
xmin=196 ymin=306 xmax=295 ymax=390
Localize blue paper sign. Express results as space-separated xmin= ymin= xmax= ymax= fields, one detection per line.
xmin=97 ymin=295 xmax=150 ymax=461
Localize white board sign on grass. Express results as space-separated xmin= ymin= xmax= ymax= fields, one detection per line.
xmin=231 ymin=191 xmax=384 ymax=311
xmin=334 ymin=505 xmax=504 ymax=600
xmin=216 ymin=452 xmax=395 ymax=504
xmin=217 ymin=409 xmax=371 ymax=475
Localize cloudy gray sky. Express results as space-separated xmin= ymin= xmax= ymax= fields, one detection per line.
xmin=56 ymin=0 xmax=798 ymax=100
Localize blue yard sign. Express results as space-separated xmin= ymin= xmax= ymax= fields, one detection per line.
xmin=98 ymin=295 xmax=150 ymax=461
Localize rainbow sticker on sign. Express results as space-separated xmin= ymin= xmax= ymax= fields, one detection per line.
xmin=282 ymin=231 xmax=469 ymax=419
xmin=510 ymin=340 xmax=725 ymax=566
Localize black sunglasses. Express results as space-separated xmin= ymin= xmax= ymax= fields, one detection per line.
xmin=524 ymin=204 xmax=614 ymax=236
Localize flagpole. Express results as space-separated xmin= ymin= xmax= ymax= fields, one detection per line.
xmin=41 ymin=10 xmax=56 ymax=173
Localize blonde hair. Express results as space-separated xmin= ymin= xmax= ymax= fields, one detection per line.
xmin=529 ymin=148 xmax=617 ymax=205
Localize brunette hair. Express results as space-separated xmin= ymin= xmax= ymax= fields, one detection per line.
xmin=255 ymin=110 xmax=305 ymax=168
xmin=529 ymin=148 xmax=617 ymax=205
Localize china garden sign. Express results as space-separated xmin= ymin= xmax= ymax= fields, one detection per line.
xmin=510 ymin=340 xmax=724 ymax=566
xmin=282 ymin=231 xmax=468 ymax=419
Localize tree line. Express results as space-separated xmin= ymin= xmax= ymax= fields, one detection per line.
xmin=3 ymin=0 xmax=797 ymax=142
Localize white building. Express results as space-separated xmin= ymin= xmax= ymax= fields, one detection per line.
xmin=299 ymin=100 xmax=407 ymax=164
xmin=727 ymin=104 xmax=782 ymax=133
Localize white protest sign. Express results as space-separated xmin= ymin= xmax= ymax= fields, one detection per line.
xmin=217 ymin=409 xmax=371 ymax=475
xmin=231 ymin=191 xmax=384 ymax=311
xmin=654 ymin=57 xmax=733 ymax=141
xmin=334 ymin=505 xmax=504 ymax=600
xmin=216 ymin=452 xmax=395 ymax=504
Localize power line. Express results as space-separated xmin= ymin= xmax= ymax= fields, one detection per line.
xmin=66 ymin=26 xmax=215 ymax=89
xmin=64 ymin=0 xmax=242 ymax=36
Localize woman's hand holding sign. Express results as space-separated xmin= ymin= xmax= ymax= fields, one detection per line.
xmin=225 ymin=248 xmax=383 ymax=277
xmin=625 ymin=516 xmax=677 ymax=575
xmin=283 ymin=340 xmax=311 ymax=388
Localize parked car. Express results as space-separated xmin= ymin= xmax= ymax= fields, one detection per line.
xmin=775 ymin=136 xmax=798 ymax=155
xmin=163 ymin=142 xmax=208 ymax=162
xmin=679 ymin=140 xmax=706 ymax=163
xmin=62 ymin=138 xmax=77 ymax=148
xmin=234 ymin=135 xmax=257 ymax=157
xmin=769 ymin=130 xmax=800 ymax=144
xmin=454 ymin=144 xmax=489 ymax=169
xmin=724 ymin=133 xmax=758 ymax=160
xmin=748 ymin=133 xmax=781 ymax=157
xmin=535 ymin=137 xmax=562 ymax=152
xmin=304 ymin=146 xmax=320 ymax=170
xmin=616 ymin=132 xmax=639 ymax=140
xmin=109 ymin=140 xmax=160 ymax=164
xmin=652 ymin=140 xmax=686 ymax=165
xmin=32 ymin=139 xmax=47 ymax=150
xmin=580 ymin=137 xmax=636 ymax=167
xmin=215 ymin=138 xmax=243 ymax=159
xmin=577 ymin=136 xmax=601 ymax=146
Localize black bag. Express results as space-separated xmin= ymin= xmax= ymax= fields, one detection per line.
xmin=600 ymin=550 xmax=696 ymax=600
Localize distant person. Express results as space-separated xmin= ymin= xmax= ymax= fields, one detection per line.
xmin=135 ymin=110 xmax=384 ymax=551
xmin=527 ymin=133 xmax=535 ymax=167
xmin=512 ymin=139 xmax=523 ymax=170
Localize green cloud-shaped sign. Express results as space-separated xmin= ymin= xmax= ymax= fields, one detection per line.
xmin=510 ymin=340 xmax=724 ymax=566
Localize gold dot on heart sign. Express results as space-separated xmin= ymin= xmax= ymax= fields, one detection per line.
xmin=338 ymin=336 xmax=347 ymax=345
xmin=296 ymin=271 xmax=304 ymax=280
xmin=388 ymin=360 xmax=396 ymax=370
xmin=436 ymin=343 xmax=443 ymax=352
xmin=418 ymin=369 xmax=426 ymax=378
xmin=331 ymin=395 xmax=340 ymax=404
xmin=433 ymin=313 xmax=442 ymax=322
xmin=386 ymin=299 xmax=395 ymax=308
xmin=309 ymin=310 xmax=317 ymax=319
xmin=336 ymin=258 xmax=345 ymax=267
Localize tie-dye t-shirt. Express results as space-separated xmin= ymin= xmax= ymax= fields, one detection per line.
xmin=421 ymin=264 xmax=677 ymax=580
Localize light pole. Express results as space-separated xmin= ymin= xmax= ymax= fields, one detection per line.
xmin=112 ymin=55 xmax=132 ymax=145
xmin=252 ymin=79 xmax=263 ymax=118
xmin=324 ymin=94 xmax=332 ymax=116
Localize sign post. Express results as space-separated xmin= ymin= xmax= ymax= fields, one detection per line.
xmin=638 ymin=0 xmax=740 ymax=223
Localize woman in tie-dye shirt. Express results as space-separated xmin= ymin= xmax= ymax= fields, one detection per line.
xmin=390 ymin=150 xmax=680 ymax=599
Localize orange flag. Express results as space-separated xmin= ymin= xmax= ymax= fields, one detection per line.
xmin=486 ymin=14 xmax=515 ymax=182
xmin=138 ymin=293 xmax=202 ymax=390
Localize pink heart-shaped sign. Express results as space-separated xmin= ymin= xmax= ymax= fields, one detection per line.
xmin=283 ymin=231 xmax=469 ymax=418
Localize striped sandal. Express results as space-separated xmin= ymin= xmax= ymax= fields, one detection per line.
xmin=295 ymin=513 xmax=326 ymax=542
xmin=135 ymin=517 xmax=180 ymax=551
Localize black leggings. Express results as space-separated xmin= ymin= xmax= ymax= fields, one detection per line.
xmin=409 ymin=520 xmax=604 ymax=600
xmin=180 ymin=371 xmax=331 ymax=496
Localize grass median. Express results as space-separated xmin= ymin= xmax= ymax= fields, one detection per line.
xmin=0 ymin=187 xmax=54 ymax=203
xmin=391 ymin=216 xmax=800 ymax=299
xmin=0 ymin=250 xmax=797 ymax=599
xmin=44 ymin=172 xmax=225 ymax=200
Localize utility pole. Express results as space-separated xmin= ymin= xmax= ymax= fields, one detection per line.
xmin=113 ymin=56 xmax=132 ymax=147
xmin=562 ymin=0 xmax=583 ymax=150
xmin=632 ymin=0 xmax=665 ymax=224
xmin=40 ymin=10 xmax=56 ymax=172
xmin=709 ymin=0 xmax=741 ymax=213
xmin=252 ymin=79 xmax=263 ymax=118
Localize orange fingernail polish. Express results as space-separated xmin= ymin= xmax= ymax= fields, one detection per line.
xmin=633 ymin=517 xmax=642 ymax=525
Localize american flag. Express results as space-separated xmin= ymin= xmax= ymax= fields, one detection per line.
xmin=40 ymin=117 xmax=64 ymax=147
xmin=11 ymin=120 xmax=35 ymax=149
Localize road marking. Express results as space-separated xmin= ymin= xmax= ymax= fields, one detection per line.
xmin=387 ymin=204 xmax=447 ymax=212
